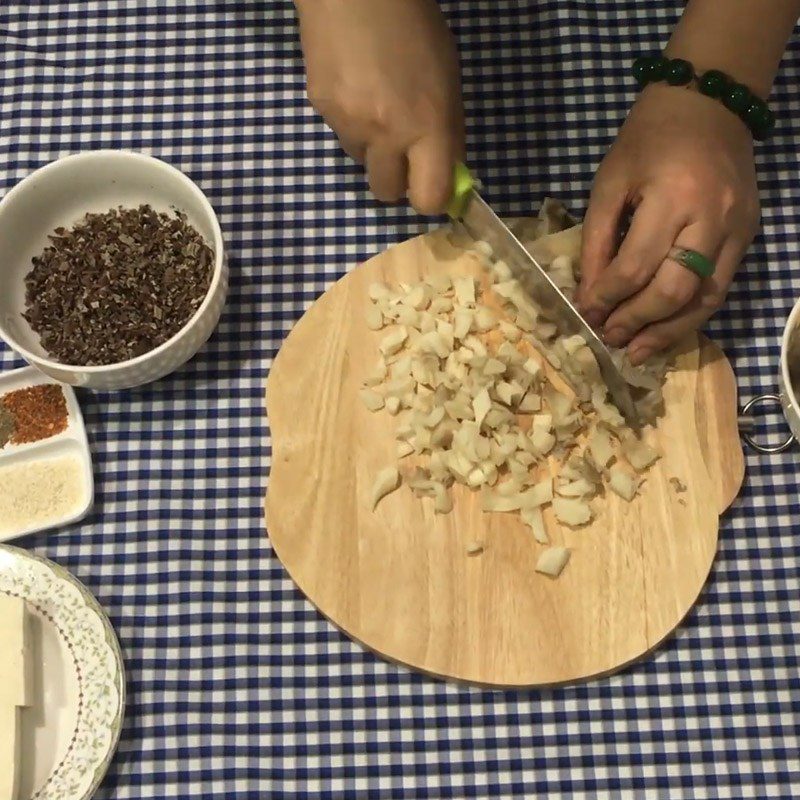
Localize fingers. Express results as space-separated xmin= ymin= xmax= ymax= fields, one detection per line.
xmin=337 ymin=134 xmax=366 ymax=163
xmin=579 ymin=195 xmax=685 ymax=328
xmin=407 ymin=133 xmax=457 ymax=216
xmin=625 ymin=237 xmax=745 ymax=364
xmin=578 ymin=178 xmax=628 ymax=305
xmin=602 ymin=220 xmax=722 ymax=347
xmin=365 ymin=143 xmax=408 ymax=203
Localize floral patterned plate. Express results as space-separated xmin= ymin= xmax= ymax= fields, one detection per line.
xmin=0 ymin=545 xmax=125 ymax=800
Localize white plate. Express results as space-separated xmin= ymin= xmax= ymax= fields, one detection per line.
xmin=0 ymin=366 xmax=94 ymax=541
xmin=0 ymin=545 xmax=125 ymax=800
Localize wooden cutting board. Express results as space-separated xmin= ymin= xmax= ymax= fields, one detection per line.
xmin=265 ymin=229 xmax=745 ymax=687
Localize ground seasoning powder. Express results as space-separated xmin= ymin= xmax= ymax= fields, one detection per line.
xmin=0 ymin=455 xmax=84 ymax=536
xmin=23 ymin=205 xmax=215 ymax=366
xmin=1 ymin=384 xmax=68 ymax=445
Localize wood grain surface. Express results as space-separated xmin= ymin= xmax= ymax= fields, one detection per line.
xmin=265 ymin=230 xmax=745 ymax=687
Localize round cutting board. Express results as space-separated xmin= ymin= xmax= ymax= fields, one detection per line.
xmin=265 ymin=229 xmax=744 ymax=687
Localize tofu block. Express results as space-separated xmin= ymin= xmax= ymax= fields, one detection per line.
xmin=0 ymin=595 xmax=31 ymax=800
xmin=0 ymin=596 xmax=31 ymax=708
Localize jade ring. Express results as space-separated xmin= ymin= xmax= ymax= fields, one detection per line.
xmin=668 ymin=247 xmax=715 ymax=279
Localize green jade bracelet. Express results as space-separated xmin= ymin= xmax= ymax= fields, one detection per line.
xmin=633 ymin=55 xmax=776 ymax=141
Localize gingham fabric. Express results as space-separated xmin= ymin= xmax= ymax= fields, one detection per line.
xmin=1 ymin=2 xmax=798 ymax=798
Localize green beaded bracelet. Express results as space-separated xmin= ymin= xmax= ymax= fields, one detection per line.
xmin=632 ymin=55 xmax=775 ymax=141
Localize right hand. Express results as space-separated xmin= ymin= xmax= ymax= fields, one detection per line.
xmin=296 ymin=0 xmax=465 ymax=215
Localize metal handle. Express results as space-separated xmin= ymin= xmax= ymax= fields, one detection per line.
xmin=739 ymin=394 xmax=796 ymax=454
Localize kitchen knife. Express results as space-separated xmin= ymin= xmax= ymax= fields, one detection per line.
xmin=447 ymin=164 xmax=640 ymax=429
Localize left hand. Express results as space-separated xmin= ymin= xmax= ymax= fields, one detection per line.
xmin=577 ymin=83 xmax=761 ymax=364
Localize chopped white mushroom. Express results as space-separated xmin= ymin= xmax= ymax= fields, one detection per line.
xmin=608 ymin=467 xmax=637 ymax=501
xmin=536 ymin=547 xmax=571 ymax=578
xmin=454 ymin=276 xmax=476 ymax=306
xmin=522 ymin=507 xmax=549 ymax=544
xmin=365 ymin=304 xmax=384 ymax=330
xmin=496 ymin=380 xmax=524 ymax=407
xmin=364 ymin=360 xmax=388 ymax=387
xmin=453 ymin=308 xmax=474 ymax=340
xmin=498 ymin=320 xmax=522 ymax=342
xmin=385 ymin=396 xmax=401 ymax=415
xmin=588 ymin=427 xmax=615 ymax=469
xmin=397 ymin=441 xmax=414 ymax=459
xmin=360 ymin=388 xmax=385 ymax=412
xmin=370 ymin=467 xmax=401 ymax=510
xmin=553 ymin=497 xmax=592 ymax=527
xmin=363 ymin=200 xmax=672 ymax=578
xmin=556 ymin=478 xmax=594 ymax=498
xmin=368 ymin=282 xmax=391 ymax=301
xmin=492 ymin=260 xmax=513 ymax=281
xmin=483 ymin=358 xmax=506 ymax=377
xmin=379 ymin=327 xmax=408 ymax=356
xmin=622 ymin=438 xmax=660 ymax=471
xmin=472 ymin=388 xmax=492 ymax=427
xmin=432 ymin=482 xmax=453 ymax=513
xmin=529 ymin=427 xmax=555 ymax=456
xmin=520 ymin=479 xmax=553 ymax=508
xmin=474 ymin=306 xmax=496 ymax=332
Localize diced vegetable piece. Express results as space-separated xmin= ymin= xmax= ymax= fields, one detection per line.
xmin=498 ymin=320 xmax=521 ymax=342
xmin=535 ymin=547 xmax=571 ymax=578
xmin=522 ymin=507 xmax=549 ymax=544
xmin=588 ymin=427 xmax=615 ymax=469
xmin=365 ymin=304 xmax=384 ymax=330
xmin=609 ymin=467 xmax=637 ymax=501
xmin=473 ymin=388 xmax=492 ymax=427
xmin=518 ymin=392 xmax=541 ymax=413
xmin=553 ymin=497 xmax=592 ymax=527
xmin=379 ymin=327 xmax=408 ymax=356
xmin=397 ymin=441 xmax=414 ymax=458
xmin=484 ymin=358 xmax=506 ymax=377
xmin=556 ymin=478 xmax=594 ymax=498
xmin=623 ymin=439 xmax=660 ymax=471
xmin=368 ymin=282 xmax=391 ymax=301
xmin=360 ymin=388 xmax=385 ymax=412
xmin=519 ymin=479 xmax=553 ymax=508
xmin=370 ymin=467 xmax=401 ymax=510
xmin=454 ymin=276 xmax=476 ymax=306
xmin=529 ymin=427 xmax=555 ymax=456
xmin=432 ymin=482 xmax=453 ymax=513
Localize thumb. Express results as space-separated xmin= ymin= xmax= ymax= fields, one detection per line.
xmin=577 ymin=178 xmax=628 ymax=307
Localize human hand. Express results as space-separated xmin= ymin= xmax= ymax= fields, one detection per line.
xmin=296 ymin=0 xmax=464 ymax=215
xmin=577 ymin=84 xmax=760 ymax=364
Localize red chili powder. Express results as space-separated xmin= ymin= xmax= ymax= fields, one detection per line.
xmin=1 ymin=384 xmax=68 ymax=445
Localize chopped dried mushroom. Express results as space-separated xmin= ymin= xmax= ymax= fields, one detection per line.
xmin=363 ymin=199 xmax=672 ymax=578
xmin=669 ymin=476 xmax=687 ymax=493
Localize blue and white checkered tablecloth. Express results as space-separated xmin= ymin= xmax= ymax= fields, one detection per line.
xmin=2 ymin=1 xmax=799 ymax=797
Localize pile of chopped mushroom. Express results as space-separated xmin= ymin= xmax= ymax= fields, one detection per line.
xmin=362 ymin=200 xmax=670 ymax=578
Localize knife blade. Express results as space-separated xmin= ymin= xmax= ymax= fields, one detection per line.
xmin=456 ymin=187 xmax=640 ymax=429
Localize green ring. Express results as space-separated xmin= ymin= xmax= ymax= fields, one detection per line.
xmin=671 ymin=248 xmax=715 ymax=278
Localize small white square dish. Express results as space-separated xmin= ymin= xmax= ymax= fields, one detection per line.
xmin=0 ymin=366 xmax=94 ymax=541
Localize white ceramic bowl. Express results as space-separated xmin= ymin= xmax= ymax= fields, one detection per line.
xmin=0 ymin=151 xmax=227 ymax=390
xmin=779 ymin=298 xmax=800 ymax=441
xmin=740 ymin=298 xmax=800 ymax=454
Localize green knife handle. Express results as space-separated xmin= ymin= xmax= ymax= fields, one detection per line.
xmin=446 ymin=162 xmax=475 ymax=219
